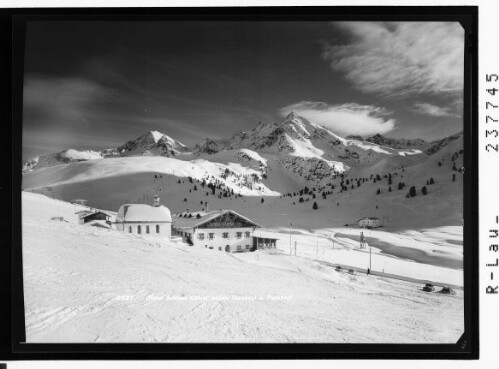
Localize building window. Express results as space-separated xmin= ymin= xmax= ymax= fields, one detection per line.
xmin=146 ymin=225 xmax=150 ymax=234
xmin=129 ymin=226 xmax=132 ymax=233
xmin=236 ymin=232 xmax=242 ymax=239
xmin=156 ymin=225 xmax=160 ymax=233
xmin=245 ymin=245 xmax=250 ymax=249
xmin=208 ymin=233 xmax=215 ymax=240
xmin=198 ymin=233 xmax=205 ymax=240
xmin=138 ymin=225 xmax=141 ymax=234
xmin=222 ymin=232 xmax=229 ymax=239
xmin=236 ymin=245 xmax=242 ymax=251
xmin=245 ymin=231 xmax=251 ymax=238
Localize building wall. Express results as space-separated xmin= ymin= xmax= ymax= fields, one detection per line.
xmin=358 ymin=219 xmax=380 ymax=228
xmin=174 ymin=227 xmax=255 ymax=252
xmin=116 ymin=222 xmax=172 ymax=239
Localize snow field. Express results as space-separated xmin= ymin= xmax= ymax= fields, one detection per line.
xmin=22 ymin=192 xmax=464 ymax=343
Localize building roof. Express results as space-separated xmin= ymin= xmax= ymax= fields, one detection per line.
xmin=357 ymin=217 xmax=380 ymax=222
xmin=252 ymin=230 xmax=280 ymax=240
xmin=117 ymin=204 xmax=172 ymax=223
xmin=81 ymin=211 xmax=113 ymax=219
xmin=71 ymin=199 xmax=88 ymax=204
xmin=172 ymin=209 xmax=260 ymax=229
xmin=75 ymin=210 xmax=93 ymax=215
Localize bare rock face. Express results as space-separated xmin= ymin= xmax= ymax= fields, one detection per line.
xmin=424 ymin=132 xmax=463 ymax=155
xmin=278 ymin=155 xmax=345 ymax=184
xmin=365 ymin=134 xmax=429 ymax=150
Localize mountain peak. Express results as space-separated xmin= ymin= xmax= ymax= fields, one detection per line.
xmin=146 ymin=130 xmax=165 ymax=143
xmin=285 ymin=111 xmax=298 ymax=121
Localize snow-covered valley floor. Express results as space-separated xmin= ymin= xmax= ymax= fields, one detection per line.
xmin=22 ymin=192 xmax=464 ymax=343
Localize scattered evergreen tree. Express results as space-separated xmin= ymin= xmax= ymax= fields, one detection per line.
xmin=453 ymin=173 xmax=456 ymax=182
xmin=389 ymin=186 xmax=392 ymax=192
xmin=438 ymin=161 xmax=442 ymax=167
xmin=261 ymin=198 xmax=265 ymax=204
xmin=422 ymin=186 xmax=428 ymax=195
xmin=193 ymin=185 xmax=197 ymax=191
xmin=183 ymin=198 xmax=187 ymax=202
xmin=376 ymin=174 xmax=381 ymax=181
xmin=452 ymin=163 xmax=457 ymax=171
xmin=312 ymin=202 xmax=318 ymax=210
xmin=178 ymin=179 xmax=181 ymax=184
xmin=196 ymin=214 xmax=201 ymax=219
xmin=409 ymin=186 xmax=416 ymax=198
xmin=430 ymin=177 xmax=435 ymax=185
xmin=188 ymin=176 xmax=193 ymax=183
xmin=299 ymin=197 xmax=304 ymax=203
xmin=376 ymin=189 xmax=381 ymax=195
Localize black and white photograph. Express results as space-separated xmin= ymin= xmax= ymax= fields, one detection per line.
xmin=18 ymin=17 xmax=468 ymax=345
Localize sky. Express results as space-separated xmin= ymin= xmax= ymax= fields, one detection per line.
xmin=22 ymin=21 xmax=464 ymax=160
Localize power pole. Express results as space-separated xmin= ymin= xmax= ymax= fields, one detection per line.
xmin=369 ymin=246 xmax=372 ymax=271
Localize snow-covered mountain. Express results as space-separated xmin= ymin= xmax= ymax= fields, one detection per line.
xmin=194 ymin=112 xmax=428 ymax=183
xmin=22 ymin=113 xmax=464 ymax=228
xmin=22 ymin=131 xmax=188 ymax=173
xmin=102 ymin=130 xmax=188 ymax=158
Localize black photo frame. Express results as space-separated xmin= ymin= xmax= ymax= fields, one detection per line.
xmin=1 ymin=5 xmax=478 ymax=360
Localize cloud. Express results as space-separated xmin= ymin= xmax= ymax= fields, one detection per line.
xmin=23 ymin=76 xmax=112 ymax=129
xmin=409 ymin=102 xmax=461 ymax=118
xmin=322 ymin=22 xmax=464 ymax=98
xmin=280 ymin=101 xmax=396 ymax=136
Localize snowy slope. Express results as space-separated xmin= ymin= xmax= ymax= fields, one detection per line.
xmin=22 ymin=192 xmax=463 ymax=343
xmin=23 ymin=156 xmax=279 ymax=198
